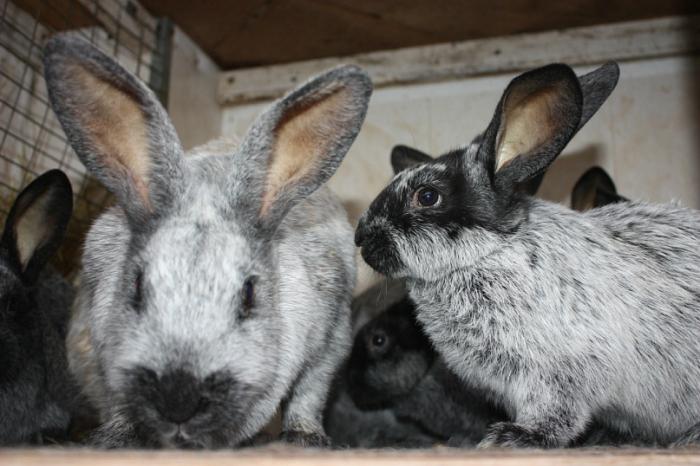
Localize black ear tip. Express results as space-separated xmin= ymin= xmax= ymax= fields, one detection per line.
xmin=32 ymin=170 xmax=74 ymax=218
xmin=573 ymin=166 xmax=617 ymax=195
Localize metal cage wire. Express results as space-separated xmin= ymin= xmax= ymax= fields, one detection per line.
xmin=0 ymin=0 xmax=172 ymax=275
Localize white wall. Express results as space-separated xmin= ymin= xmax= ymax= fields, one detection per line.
xmin=221 ymin=56 xmax=700 ymax=294
xmin=168 ymin=28 xmax=222 ymax=151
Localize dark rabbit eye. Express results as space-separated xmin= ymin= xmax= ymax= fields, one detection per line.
xmin=132 ymin=269 xmax=144 ymax=313
xmin=368 ymin=330 xmax=389 ymax=354
xmin=240 ymin=277 xmax=256 ymax=318
xmin=372 ymin=334 xmax=386 ymax=347
xmin=414 ymin=187 xmax=441 ymax=207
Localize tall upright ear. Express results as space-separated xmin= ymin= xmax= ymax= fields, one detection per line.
xmin=43 ymin=34 xmax=184 ymax=226
xmin=1 ymin=170 xmax=73 ymax=284
xmin=571 ymin=166 xmax=627 ymax=211
xmin=577 ymin=62 xmax=619 ymax=130
xmin=478 ymin=64 xmax=583 ymax=193
xmin=390 ymin=145 xmax=433 ymax=174
xmin=237 ymin=65 xmax=372 ymax=231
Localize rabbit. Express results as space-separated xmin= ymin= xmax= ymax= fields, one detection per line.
xmin=0 ymin=169 xmax=78 ymax=445
xmin=345 ymin=295 xmax=507 ymax=447
xmin=355 ymin=60 xmax=700 ymax=448
xmin=324 ymin=385 xmax=438 ymax=449
xmin=571 ymin=166 xmax=628 ymax=211
xmin=43 ymin=34 xmax=372 ymax=449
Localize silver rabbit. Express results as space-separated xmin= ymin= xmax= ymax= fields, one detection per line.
xmin=44 ymin=34 xmax=372 ymax=448
xmin=356 ymin=62 xmax=700 ymax=448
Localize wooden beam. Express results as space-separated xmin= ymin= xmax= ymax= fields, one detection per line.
xmin=2 ymin=446 xmax=700 ymax=465
xmin=10 ymin=0 xmax=99 ymax=32
xmin=218 ymin=16 xmax=700 ymax=105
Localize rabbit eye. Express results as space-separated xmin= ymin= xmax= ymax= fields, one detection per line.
xmin=372 ymin=334 xmax=386 ymax=347
xmin=132 ymin=269 xmax=144 ymax=313
xmin=368 ymin=330 xmax=389 ymax=354
xmin=414 ymin=187 xmax=441 ymax=208
xmin=240 ymin=277 xmax=256 ymax=318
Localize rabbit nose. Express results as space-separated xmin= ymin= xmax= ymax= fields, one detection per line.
xmin=355 ymin=222 xmax=368 ymax=247
xmin=154 ymin=370 xmax=203 ymax=424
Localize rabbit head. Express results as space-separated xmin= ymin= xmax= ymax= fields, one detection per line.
xmin=44 ymin=35 xmax=371 ymax=447
xmin=356 ymin=63 xmax=619 ymax=279
xmin=346 ymin=297 xmax=435 ymax=410
xmin=571 ymin=166 xmax=628 ymax=211
xmin=0 ymin=170 xmax=73 ymax=444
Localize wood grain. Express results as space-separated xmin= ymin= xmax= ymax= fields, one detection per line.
xmin=3 ymin=447 xmax=700 ymax=466
xmin=217 ymin=16 xmax=700 ymax=105
xmin=138 ymin=0 xmax=700 ymax=69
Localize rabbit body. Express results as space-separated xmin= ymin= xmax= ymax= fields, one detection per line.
xmin=0 ymin=171 xmax=77 ymax=445
xmin=356 ymin=62 xmax=700 ymax=447
xmin=408 ymin=197 xmax=700 ymax=446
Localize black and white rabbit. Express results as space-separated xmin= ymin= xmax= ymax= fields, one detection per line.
xmin=0 ymin=170 xmax=77 ymax=445
xmin=356 ymin=61 xmax=700 ymax=448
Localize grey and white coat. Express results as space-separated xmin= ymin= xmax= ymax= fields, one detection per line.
xmin=43 ymin=34 xmax=372 ymax=448
xmin=356 ymin=62 xmax=700 ymax=448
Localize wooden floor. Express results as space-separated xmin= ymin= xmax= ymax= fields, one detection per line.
xmin=2 ymin=447 xmax=700 ymax=466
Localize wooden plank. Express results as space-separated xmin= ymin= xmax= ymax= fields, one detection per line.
xmin=140 ymin=0 xmax=700 ymax=69
xmin=218 ymin=16 xmax=700 ymax=105
xmin=2 ymin=447 xmax=700 ymax=466
xmin=10 ymin=0 xmax=98 ymax=32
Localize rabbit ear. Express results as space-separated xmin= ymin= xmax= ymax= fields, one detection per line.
xmin=478 ymin=64 xmax=583 ymax=192
xmin=43 ymin=34 xmax=184 ymax=227
xmin=516 ymin=172 xmax=545 ymax=196
xmin=571 ymin=166 xmax=627 ymax=211
xmin=1 ymin=170 xmax=73 ymax=284
xmin=577 ymin=62 xmax=619 ymax=131
xmin=236 ymin=65 xmax=372 ymax=232
xmin=390 ymin=145 xmax=433 ymax=174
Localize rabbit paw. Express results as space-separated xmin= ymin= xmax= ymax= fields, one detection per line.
xmin=280 ymin=430 xmax=331 ymax=448
xmin=478 ymin=422 xmax=554 ymax=448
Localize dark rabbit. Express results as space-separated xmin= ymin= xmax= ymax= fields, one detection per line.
xmin=44 ymin=34 xmax=371 ymax=448
xmin=0 ymin=170 xmax=77 ymax=445
xmin=571 ymin=166 xmax=628 ymax=211
xmin=346 ymin=297 xmax=506 ymax=446
xmin=356 ymin=61 xmax=700 ymax=448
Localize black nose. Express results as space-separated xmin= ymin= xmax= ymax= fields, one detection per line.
xmin=355 ymin=222 xmax=368 ymax=247
xmin=154 ymin=370 xmax=203 ymax=424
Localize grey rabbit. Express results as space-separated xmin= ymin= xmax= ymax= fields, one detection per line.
xmin=43 ymin=34 xmax=372 ymax=448
xmin=0 ymin=169 xmax=77 ymax=445
xmin=571 ymin=166 xmax=628 ymax=211
xmin=355 ymin=61 xmax=700 ymax=448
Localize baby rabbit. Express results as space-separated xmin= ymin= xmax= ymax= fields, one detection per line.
xmin=346 ymin=296 xmax=506 ymax=446
xmin=0 ymin=170 xmax=77 ymax=445
xmin=43 ymin=35 xmax=371 ymax=448
xmin=571 ymin=166 xmax=628 ymax=211
xmin=356 ymin=61 xmax=700 ymax=448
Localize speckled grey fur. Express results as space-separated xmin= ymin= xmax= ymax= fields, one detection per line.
xmin=43 ymin=34 xmax=371 ymax=448
xmin=356 ymin=62 xmax=700 ymax=448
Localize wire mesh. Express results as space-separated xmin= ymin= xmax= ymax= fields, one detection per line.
xmin=0 ymin=0 xmax=171 ymax=275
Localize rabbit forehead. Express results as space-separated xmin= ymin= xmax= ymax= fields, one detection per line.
xmin=145 ymin=221 xmax=259 ymax=286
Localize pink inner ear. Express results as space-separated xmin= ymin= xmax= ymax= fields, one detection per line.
xmin=68 ymin=63 xmax=153 ymax=212
xmin=495 ymin=85 xmax=561 ymax=172
xmin=260 ymin=87 xmax=350 ymax=218
xmin=13 ymin=190 xmax=55 ymax=270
